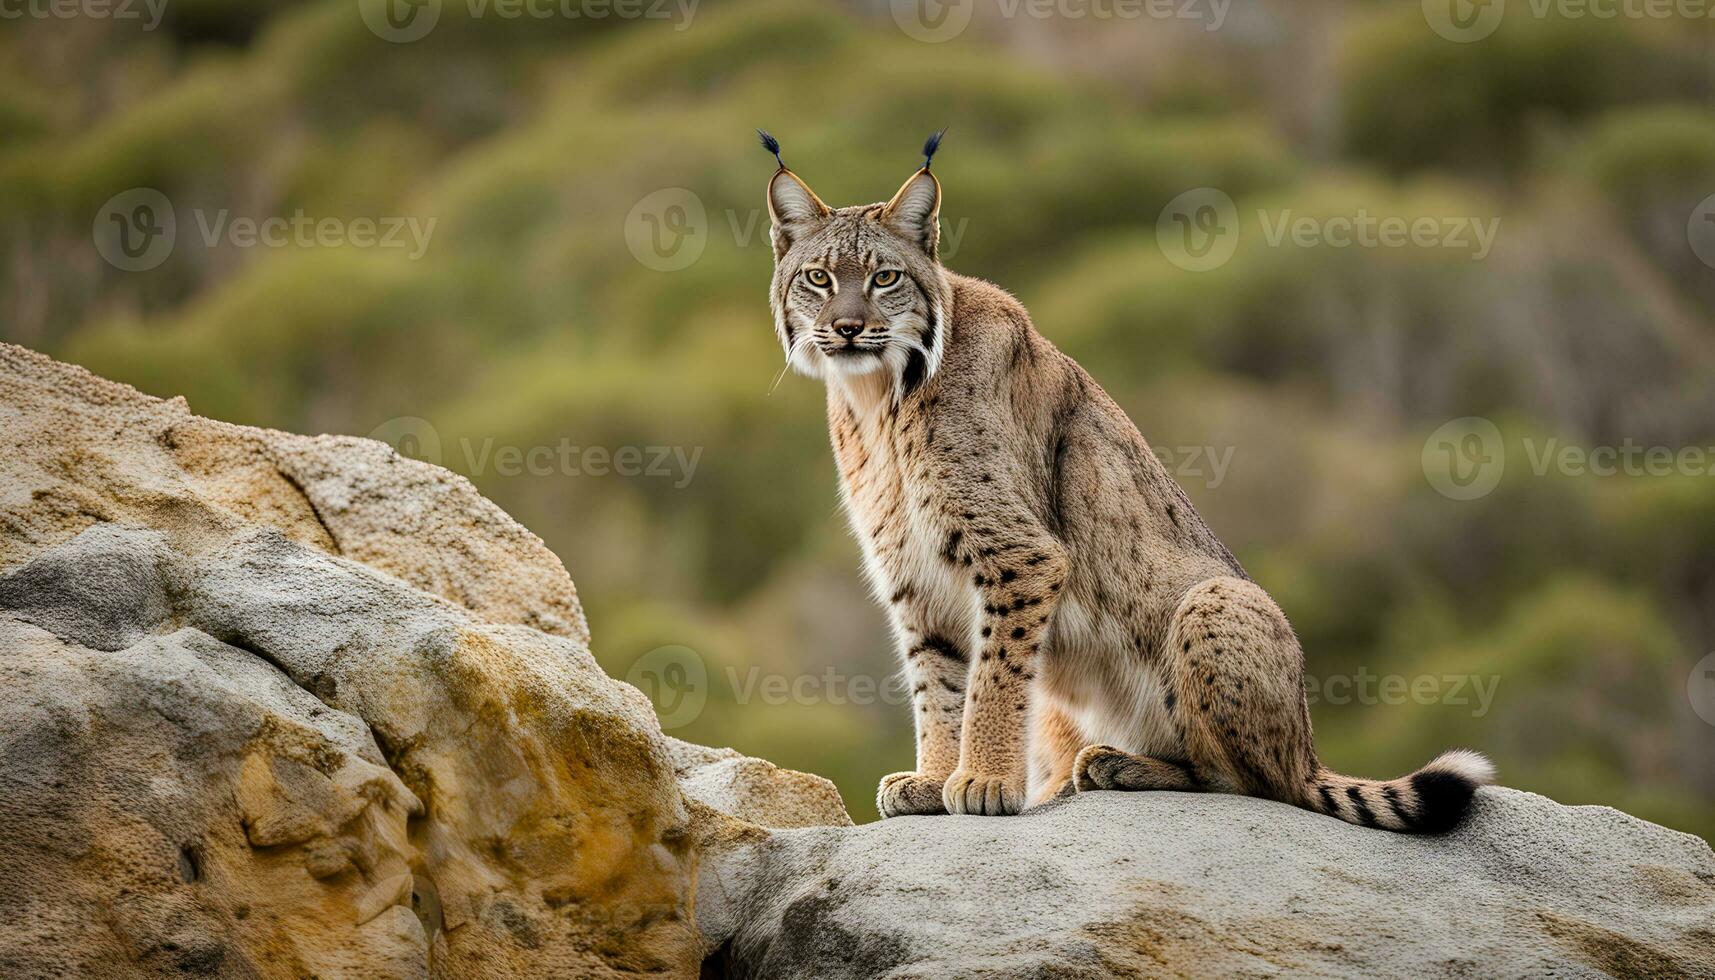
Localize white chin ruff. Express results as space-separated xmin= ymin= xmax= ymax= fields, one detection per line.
xmin=820 ymin=350 xmax=888 ymax=377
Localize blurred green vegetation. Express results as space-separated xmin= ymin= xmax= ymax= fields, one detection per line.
xmin=2 ymin=0 xmax=1712 ymax=835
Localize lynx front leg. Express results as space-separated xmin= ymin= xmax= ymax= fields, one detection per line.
xmin=878 ymin=631 xmax=967 ymax=817
xmin=943 ymin=532 xmax=1067 ymax=816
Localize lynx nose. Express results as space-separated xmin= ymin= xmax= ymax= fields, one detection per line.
xmin=833 ymin=319 xmax=865 ymax=340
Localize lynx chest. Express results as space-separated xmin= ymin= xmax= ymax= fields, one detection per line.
xmin=828 ymin=396 xmax=974 ymax=638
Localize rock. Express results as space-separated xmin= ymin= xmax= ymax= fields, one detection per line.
xmin=668 ymin=739 xmax=854 ymax=832
xmin=1 ymin=612 xmax=428 ymax=977
xmin=0 ymin=522 xmax=173 ymax=653
xmin=7 ymin=341 xmax=1713 ymax=979
xmin=702 ymin=789 xmax=1715 ymax=978
xmin=0 ymin=343 xmax=848 ymax=979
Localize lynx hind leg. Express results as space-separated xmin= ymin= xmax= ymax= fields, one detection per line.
xmin=878 ymin=772 xmax=947 ymax=817
xmin=1073 ymin=744 xmax=1200 ymax=792
xmin=1164 ymin=576 xmax=1319 ymax=803
xmin=1028 ymin=702 xmax=1085 ymax=805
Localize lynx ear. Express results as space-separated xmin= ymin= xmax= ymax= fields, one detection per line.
xmin=767 ymin=169 xmax=829 ymax=258
xmin=882 ymin=168 xmax=940 ymax=258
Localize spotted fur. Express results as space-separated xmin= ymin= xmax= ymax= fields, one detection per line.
xmin=766 ymin=149 xmax=1494 ymax=829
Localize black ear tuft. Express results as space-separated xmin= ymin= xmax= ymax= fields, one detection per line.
xmin=757 ymin=129 xmax=784 ymax=169
xmin=921 ymin=128 xmax=947 ymax=169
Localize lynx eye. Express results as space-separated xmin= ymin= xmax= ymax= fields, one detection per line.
xmin=804 ymin=268 xmax=831 ymax=288
xmin=872 ymin=269 xmax=901 ymax=288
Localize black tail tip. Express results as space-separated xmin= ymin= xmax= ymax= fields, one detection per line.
xmin=1410 ymin=769 xmax=1481 ymax=834
xmin=922 ymin=128 xmax=946 ymax=169
xmin=757 ymin=129 xmax=783 ymax=168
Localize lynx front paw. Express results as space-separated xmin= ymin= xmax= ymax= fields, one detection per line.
xmin=943 ymin=769 xmax=1026 ymax=816
xmin=877 ymin=772 xmax=948 ymax=818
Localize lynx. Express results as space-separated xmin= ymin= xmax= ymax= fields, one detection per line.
xmin=761 ymin=131 xmax=1494 ymax=829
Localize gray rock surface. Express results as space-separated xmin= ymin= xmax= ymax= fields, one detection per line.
xmin=701 ymin=788 xmax=1715 ymax=978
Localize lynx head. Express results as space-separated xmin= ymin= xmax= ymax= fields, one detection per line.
xmin=762 ymin=131 xmax=951 ymax=397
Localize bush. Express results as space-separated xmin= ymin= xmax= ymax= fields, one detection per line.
xmin=1340 ymin=7 xmax=1707 ymax=173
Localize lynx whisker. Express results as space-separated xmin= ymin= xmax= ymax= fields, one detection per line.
xmin=769 ymin=332 xmax=811 ymax=395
